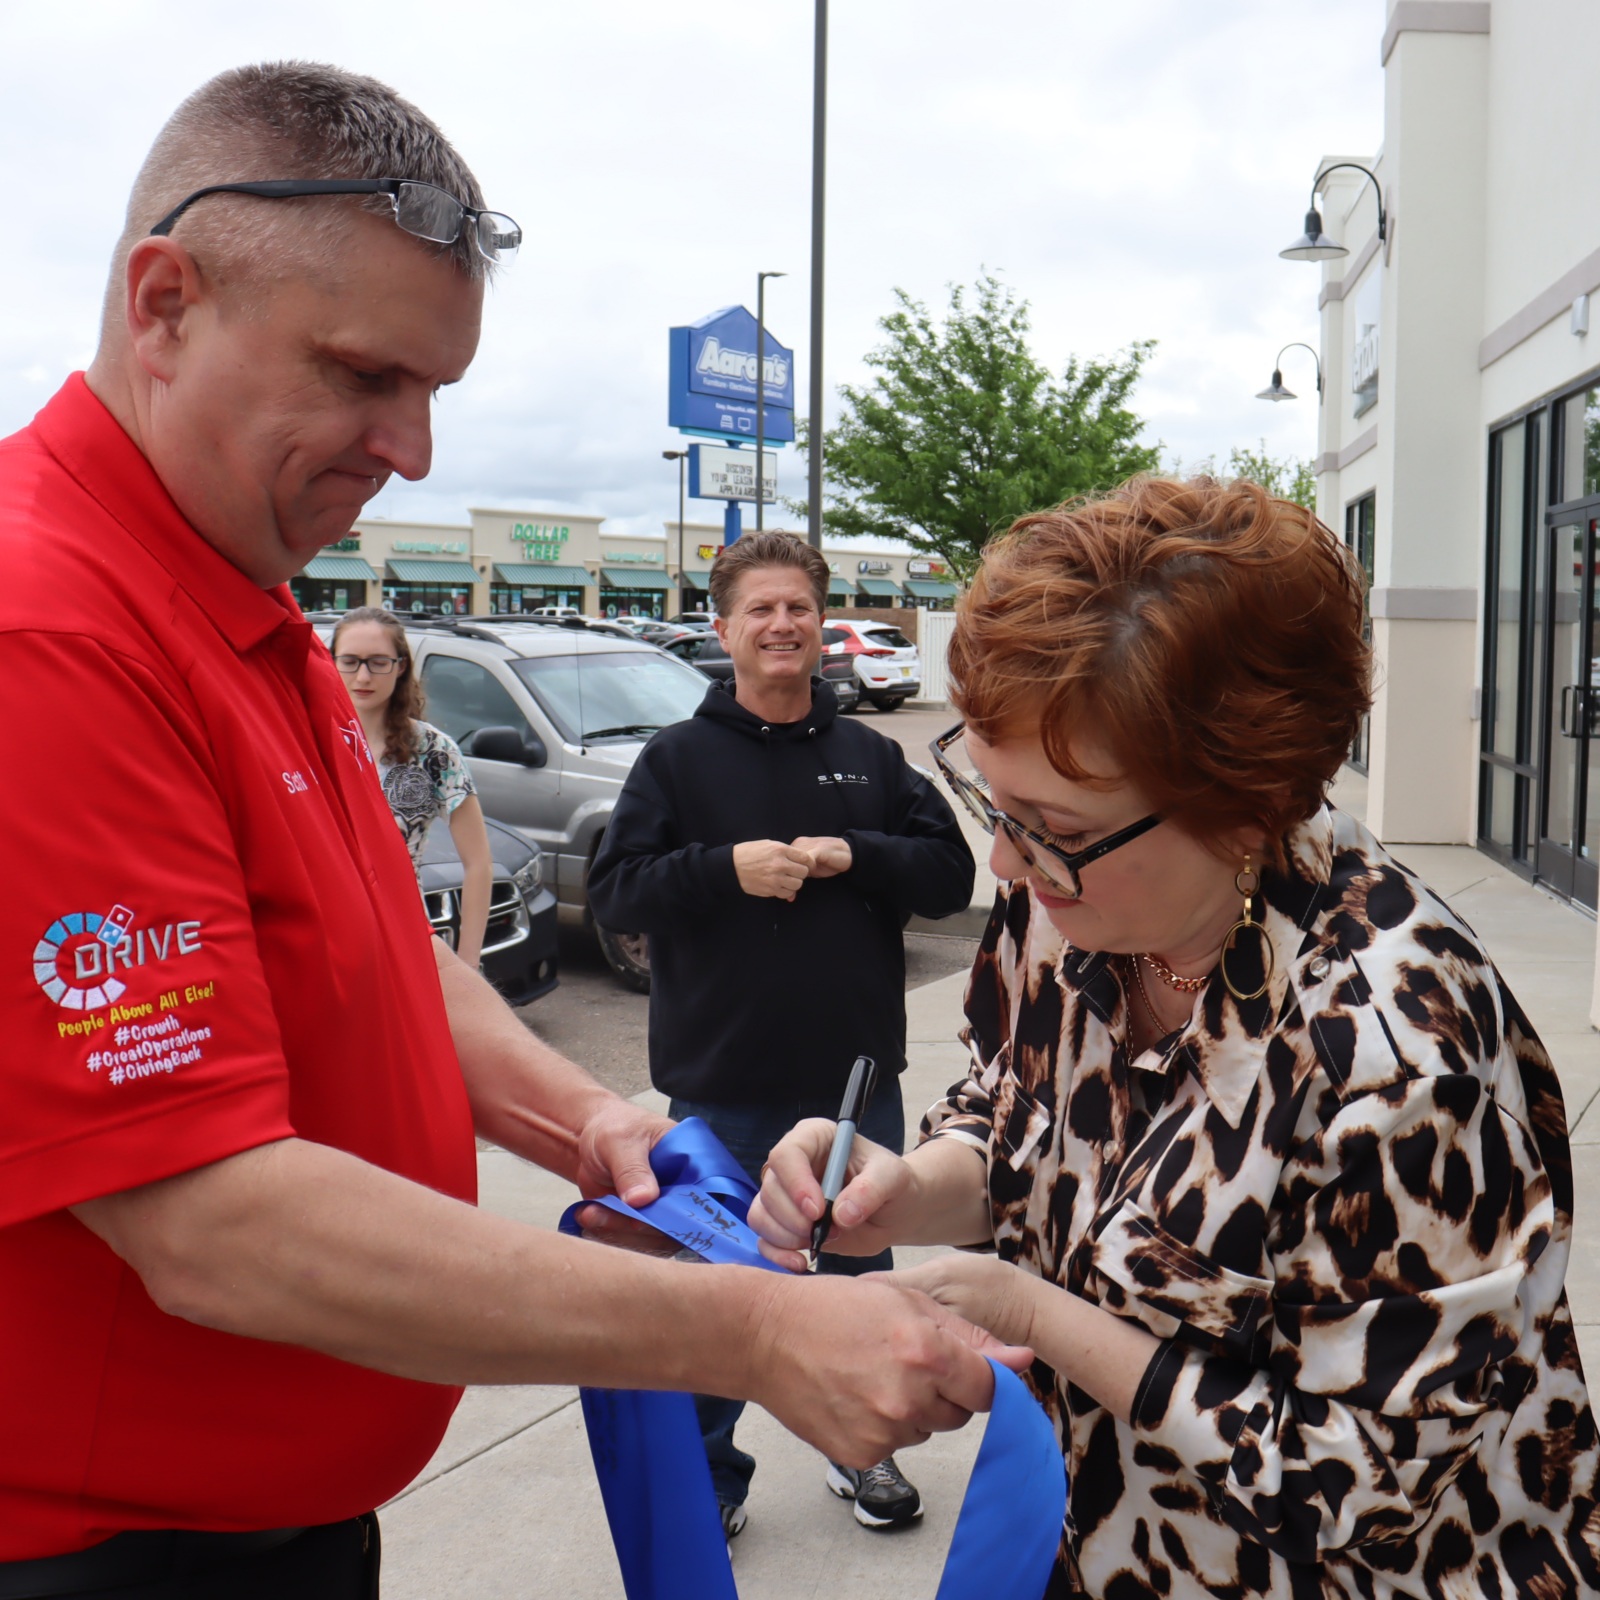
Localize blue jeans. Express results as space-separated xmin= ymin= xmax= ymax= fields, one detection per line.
xmin=667 ymin=1087 xmax=907 ymax=1509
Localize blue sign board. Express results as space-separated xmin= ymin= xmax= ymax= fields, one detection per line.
xmin=669 ymin=305 xmax=795 ymax=444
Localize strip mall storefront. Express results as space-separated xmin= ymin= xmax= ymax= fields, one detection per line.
xmin=1299 ymin=0 xmax=1600 ymax=1012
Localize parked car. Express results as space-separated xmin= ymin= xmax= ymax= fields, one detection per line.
xmin=419 ymin=814 xmax=558 ymax=1005
xmin=668 ymin=611 xmax=715 ymax=628
xmin=401 ymin=617 xmax=712 ymax=991
xmin=631 ymin=620 xmax=697 ymax=647
xmin=665 ymin=632 xmax=860 ymax=710
xmin=530 ymin=604 xmax=580 ymax=619
xmin=822 ymin=619 xmax=921 ymax=711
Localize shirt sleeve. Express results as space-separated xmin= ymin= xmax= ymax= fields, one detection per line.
xmin=1124 ymin=1071 xmax=1557 ymax=1564
xmin=586 ymin=745 xmax=742 ymax=932
xmin=421 ymin=723 xmax=476 ymax=815
xmin=0 ymin=633 xmax=294 ymax=1227
xmin=841 ymin=750 xmax=975 ymax=920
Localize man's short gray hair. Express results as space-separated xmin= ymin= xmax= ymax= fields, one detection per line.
xmin=103 ymin=61 xmax=489 ymax=331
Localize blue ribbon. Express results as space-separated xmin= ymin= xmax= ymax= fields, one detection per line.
xmin=559 ymin=1118 xmax=1066 ymax=1600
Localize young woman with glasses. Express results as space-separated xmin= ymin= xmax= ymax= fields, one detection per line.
xmin=330 ymin=607 xmax=492 ymax=968
xmin=750 ymin=477 xmax=1597 ymax=1598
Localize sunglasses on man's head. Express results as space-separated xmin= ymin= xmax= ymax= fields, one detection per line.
xmin=149 ymin=178 xmax=521 ymax=266
xmin=928 ymin=723 xmax=1160 ymax=898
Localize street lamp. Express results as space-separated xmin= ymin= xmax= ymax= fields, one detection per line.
xmin=1256 ymin=343 xmax=1323 ymax=403
xmin=663 ymin=449 xmax=688 ymax=617
xmin=755 ymin=269 xmax=786 ymax=531
xmin=808 ymin=0 xmax=828 ymax=551
xmin=1280 ymin=162 xmax=1388 ymax=263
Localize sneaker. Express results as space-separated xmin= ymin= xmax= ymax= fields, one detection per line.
xmin=825 ymin=1456 xmax=924 ymax=1528
xmin=719 ymin=1501 xmax=748 ymax=1542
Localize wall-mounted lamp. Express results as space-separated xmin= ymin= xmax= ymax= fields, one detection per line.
xmin=1280 ymin=162 xmax=1387 ymax=263
xmin=1256 ymin=343 xmax=1323 ymax=403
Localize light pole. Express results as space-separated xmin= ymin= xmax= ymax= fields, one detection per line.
xmin=755 ymin=269 xmax=786 ymax=531
xmin=808 ymin=0 xmax=827 ymax=550
xmin=662 ymin=449 xmax=688 ymax=616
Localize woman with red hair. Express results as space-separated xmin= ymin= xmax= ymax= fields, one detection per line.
xmin=753 ymin=477 xmax=1598 ymax=1597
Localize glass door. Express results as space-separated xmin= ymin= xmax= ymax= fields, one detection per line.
xmin=1537 ymin=515 xmax=1600 ymax=908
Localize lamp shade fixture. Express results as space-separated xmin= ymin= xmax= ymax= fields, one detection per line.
xmin=1280 ymin=207 xmax=1346 ymax=262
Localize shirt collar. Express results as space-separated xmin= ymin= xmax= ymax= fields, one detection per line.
xmin=1056 ymin=806 xmax=1341 ymax=1129
xmin=33 ymin=374 xmax=299 ymax=654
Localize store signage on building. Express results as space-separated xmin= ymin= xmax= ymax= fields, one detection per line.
xmin=392 ymin=539 xmax=468 ymax=555
xmin=1351 ymin=273 xmax=1381 ymax=419
xmin=907 ymin=558 xmax=948 ymax=577
xmin=330 ymin=536 xmax=361 ymax=552
xmin=511 ymin=523 xmax=570 ymax=562
xmin=858 ymin=559 xmax=892 ymax=576
xmin=697 ymin=544 xmax=720 ymax=561
xmin=687 ymin=443 xmax=777 ymax=505
xmin=604 ymin=550 xmax=665 ymax=563
xmin=668 ymin=305 xmax=796 ymax=443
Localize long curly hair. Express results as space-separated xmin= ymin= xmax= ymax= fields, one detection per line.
xmin=331 ymin=607 xmax=427 ymax=765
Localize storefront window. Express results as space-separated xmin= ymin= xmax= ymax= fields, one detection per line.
xmin=289 ymin=579 xmax=358 ymax=613
xmin=1344 ymin=494 xmax=1375 ymax=771
xmin=1560 ymin=388 xmax=1600 ymax=502
xmin=1479 ymin=414 xmax=1545 ymax=869
xmin=599 ymin=588 xmax=665 ymax=621
xmin=382 ymin=584 xmax=471 ymax=618
xmin=490 ymin=585 xmax=584 ymax=615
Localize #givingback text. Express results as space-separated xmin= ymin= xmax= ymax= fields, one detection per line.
xmin=83 ymin=1011 xmax=213 ymax=1085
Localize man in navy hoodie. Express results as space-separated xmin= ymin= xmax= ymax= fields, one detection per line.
xmin=589 ymin=531 xmax=974 ymax=1540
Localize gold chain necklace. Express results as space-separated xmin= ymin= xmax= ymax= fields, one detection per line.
xmin=1139 ymin=951 xmax=1208 ymax=993
xmin=1126 ymin=954 xmax=1177 ymax=1041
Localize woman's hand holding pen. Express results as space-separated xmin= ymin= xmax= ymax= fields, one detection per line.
xmin=750 ymin=1118 xmax=915 ymax=1271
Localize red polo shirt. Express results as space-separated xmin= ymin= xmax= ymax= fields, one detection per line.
xmin=0 ymin=376 xmax=478 ymax=1559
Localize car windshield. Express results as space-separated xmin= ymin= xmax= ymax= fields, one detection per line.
xmin=511 ymin=649 xmax=707 ymax=743
xmin=860 ymin=626 xmax=913 ymax=649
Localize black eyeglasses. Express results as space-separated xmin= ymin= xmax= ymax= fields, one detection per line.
xmin=149 ymin=178 xmax=521 ymax=265
xmin=333 ymin=653 xmax=402 ymax=677
xmin=929 ymin=724 xmax=1160 ymax=899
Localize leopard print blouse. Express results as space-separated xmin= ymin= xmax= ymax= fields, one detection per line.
xmin=923 ymin=805 xmax=1599 ymax=1598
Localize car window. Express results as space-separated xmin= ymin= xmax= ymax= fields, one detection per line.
xmin=820 ymin=627 xmax=848 ymax=646
xmin=667 ymin=638 xmax=701 ymax=660
xmin=420 ymin=656 xmax=534 ymax=744
xmin=510 ymin=649 xmax=707 ymax=742
xmin=861 ymin=627 xmax=913 ymax=649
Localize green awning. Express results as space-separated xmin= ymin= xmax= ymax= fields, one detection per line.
xmin=386 ymin=559 xmax=480 ymax=584
xmin=680 ymin=569 xmax=715 ymax=581
xmin=826 ymin=576 xmax=858 ymax=595
xmin=903 ymin=578 xmax=959 ymax=600
xmin=301 ymin=555 xmax=378 ymax=581
xmin=492 ymin=562 xmax=592 ymax=586
xmin=600 ymin=566 xmax=673 ymax=591
xmin=855 ymin=577 xmax=902 ymax=597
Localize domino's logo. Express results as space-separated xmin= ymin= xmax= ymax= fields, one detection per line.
xmin=33 ymin=906 xmax=204 ymax=1011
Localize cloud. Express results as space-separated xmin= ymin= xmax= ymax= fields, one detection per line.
xmin=2 ymin=0 xmax=1382 ymax=526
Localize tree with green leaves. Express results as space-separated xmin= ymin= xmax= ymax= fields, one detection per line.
xmin=800 ymin=273 xmax=1160 ymax=581
xmin=1169 ymin=442 xmax=1317 ymax=510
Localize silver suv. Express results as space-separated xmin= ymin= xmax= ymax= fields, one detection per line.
xmin=406 ymin=618 xmax=709 ymax=990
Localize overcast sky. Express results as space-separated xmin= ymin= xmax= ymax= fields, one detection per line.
xmin=2 ymin=1 xmax=1383 ymax=542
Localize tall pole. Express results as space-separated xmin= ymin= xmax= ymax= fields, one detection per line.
xmin=662 ymin=449 xmax=688 ymax=615
xmin=807 ymin=0 xmax=828 ymax=550
xmin=755 ymin=270 xmax=785 ymax=531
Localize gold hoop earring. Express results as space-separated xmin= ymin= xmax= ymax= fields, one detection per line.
xmin=1220 ymin=854 xmax=1274 ymax=1002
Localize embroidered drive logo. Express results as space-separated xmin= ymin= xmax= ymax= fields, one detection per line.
xmin=33 ymin=906 xmax=204 ymax=1011
xmin=337 ymin=717 xmax=373 ymax=767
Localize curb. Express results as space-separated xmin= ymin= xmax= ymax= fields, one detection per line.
xmin=908 ymin=901 xmax=991 ymax=940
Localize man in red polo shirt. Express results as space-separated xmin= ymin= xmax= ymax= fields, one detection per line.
xmin=0 ymin=64 xmax=1023 ymax=1597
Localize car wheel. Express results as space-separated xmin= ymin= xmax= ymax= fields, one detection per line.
xmin=595 ymin=922 xmax=651 ymax=993
xmin=869 ymin=696 xmax=902 ymax=712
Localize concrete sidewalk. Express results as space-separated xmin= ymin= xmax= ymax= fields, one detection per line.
xmin=380 ymin=836 xmax=1600 ymax=1598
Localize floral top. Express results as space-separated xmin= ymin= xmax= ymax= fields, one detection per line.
xmin=378 ymin=721 xmax=476 ymax=879
xmin=924 ymin=805 xmax=1599 ymax=1599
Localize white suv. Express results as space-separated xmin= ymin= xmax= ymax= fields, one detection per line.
xmin=823 ymin=619 xmax=921 ymax=712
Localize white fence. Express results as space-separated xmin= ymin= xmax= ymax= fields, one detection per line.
xmin=918 ymin=609 xmax=957 ymax=705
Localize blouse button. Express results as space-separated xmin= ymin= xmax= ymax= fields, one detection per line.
xmin=1307 ymin=955 xmax=1331 ymax=980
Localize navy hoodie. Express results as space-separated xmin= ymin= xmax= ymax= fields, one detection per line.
xmin=587 ymin=678 xmax=974 ymax=1105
